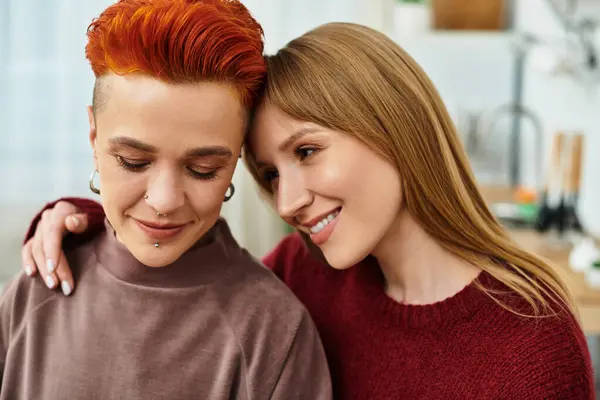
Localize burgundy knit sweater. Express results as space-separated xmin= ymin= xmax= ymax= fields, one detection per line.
xmin=26 ymin=198 xmax=596 ymax=400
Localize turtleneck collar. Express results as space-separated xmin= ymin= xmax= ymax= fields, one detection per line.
xmin=94 ymin=218 xmax=239 ymax=288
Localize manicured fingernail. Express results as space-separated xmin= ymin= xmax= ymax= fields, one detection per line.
xmin=25 ymin=265 xmax=33 ymax=276
xmin=45 ymin=275 xmax=55 ymax=288
xmin=61 ymin=281 xmax=72 ymax=296
xmin=69 ymin=216 xmax=80 ymax=228
xmin=47 ymin=259 xmax=55 ymax=273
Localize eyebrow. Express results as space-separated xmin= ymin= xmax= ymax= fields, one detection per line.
xmin=254 ymin=127 xmax=321 ymax=168
xmin=185 ymin=146 xmax=232 ymax=159
xmin=277 ymin=127 xmax=321 ymax=152
xmin=108 ymin=136 xmax=233 ymax=159
xmin=109 ymin=136 xmax=157 ymax=152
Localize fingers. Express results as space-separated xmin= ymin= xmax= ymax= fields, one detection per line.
xmin=22 ymin=240 xmax=37 ymax=277
xmin=53 ymin=250 xmax=74 ymax=296
xmin=30 ymin=225 xmax=59 ymax=290
xmin=21 ymin=201 xmax=82 ymax=296
xmin=41 ymin=209 xmax=67 ymax=278
xmin=42 ymin=201 xmax=83 ymax=269
xmin=53 ymin=200 xmax=82 ymax=218
xmin=65 ymin=213 xmax=89 ymax=234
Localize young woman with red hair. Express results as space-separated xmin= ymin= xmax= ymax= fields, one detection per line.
xmin=0 ymin=1 xmax=331 ymax=398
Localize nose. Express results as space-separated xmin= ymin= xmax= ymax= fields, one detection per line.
xmin=144 ymin=168 xmax=186 ymax=216
xmin=276 ymin=172 xmax=312 ymax=220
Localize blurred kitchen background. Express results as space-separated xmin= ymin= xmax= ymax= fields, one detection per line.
xmin=2 ymin=0 xmax=600 ymax=378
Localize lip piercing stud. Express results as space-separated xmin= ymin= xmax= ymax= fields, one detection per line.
xmin=154 ymin=243 xmax=159 ymax=248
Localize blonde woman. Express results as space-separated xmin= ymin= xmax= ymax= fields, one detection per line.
xmin=22 ymin=22 xmax=594 ymax=399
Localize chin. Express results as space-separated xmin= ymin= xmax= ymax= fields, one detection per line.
xmin=321 ymin=245 xmax=371 ymax=270
xmin=313 ymin=227 xmax=375 ymax=270
xmin=129 ymin=245 xmax=182 ymax=268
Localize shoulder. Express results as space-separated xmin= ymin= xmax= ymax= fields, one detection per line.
xmin=204 ymin=220 xmax=321 ymax=348
xmin=0 ymin=270 xmax=59 ymax=352
xmin=211 ymin=233 xmax=325 ymax=392
xmin=491 ymin=298 xmax=594 ymax=398
xmin=1 ymin=242 xmax=95 ymax=336
xmin=464 ymin=273 xmax=595 ymax=397
xmin=1 ymin=271 xmax=59 ymax=317
xmin=222 ymin=243 xmax=311 ymax=328
xmin=211 ymin=222 xmax=313 ymax=325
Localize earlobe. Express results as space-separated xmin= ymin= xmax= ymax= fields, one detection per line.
xmin=87 ymin=106 xmax=99 ymax=171
xmin=87 ymin=105 xmax=97 ymax=141
xmin=88 ymin=106 xmax=97 ymax=144
xmin=87 ymin=105 xmax=95 ymax=127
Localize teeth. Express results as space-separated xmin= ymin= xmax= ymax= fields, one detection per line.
xmin=310 ymin=210 xmax=339 ymax=234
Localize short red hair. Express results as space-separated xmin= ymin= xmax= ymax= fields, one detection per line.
xmin=86 ymin=0 xmax=266 ymax=107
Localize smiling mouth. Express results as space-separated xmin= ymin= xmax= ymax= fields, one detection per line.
xmin=309 ymin=208 xmax=341 ymax=234
xmin=134 ymin=219 xmax=188 ymax=240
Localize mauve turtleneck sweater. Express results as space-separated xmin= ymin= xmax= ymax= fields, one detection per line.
xmin=2 ymin=217 xmax=332 ymax=399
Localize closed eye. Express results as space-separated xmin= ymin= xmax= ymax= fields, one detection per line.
xmin=117 ymin=155 xmax=218 ymax=181
xmin=186 ymin=168 xmax=218 ymax=181
xmin=117 ymin=156 xmax=149 ymax=171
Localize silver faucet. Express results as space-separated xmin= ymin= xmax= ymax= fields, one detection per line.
xmin=474 ymin=34 xmax=544 ymax=188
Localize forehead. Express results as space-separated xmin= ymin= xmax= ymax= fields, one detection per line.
xmin=250 ymin=102 xmax=303 ymax=150
xmin=98 ymin=74 xmax=246 ymax=146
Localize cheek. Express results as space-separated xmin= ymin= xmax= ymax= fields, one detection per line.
xmin=186 ymin=179 xmax=231 ymax=218
xmin=320 ymin=149 xmax=401 ymax=218
xmin=97 ymin=160 xmax=146 ymax=210
xmin=305 ymin=153 xmax=361 ymax=198
xmin=355 ymin=161 xmax=402 ymax=220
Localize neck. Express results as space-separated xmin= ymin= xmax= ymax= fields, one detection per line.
xmin=371 ymin=211 xmax=481 ymax=305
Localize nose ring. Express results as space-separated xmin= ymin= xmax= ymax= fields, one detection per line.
xmin=145 ymin=194 xmax=167 ymax=217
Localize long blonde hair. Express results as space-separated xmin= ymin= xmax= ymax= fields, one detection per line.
xmin=244 ymin=22 xmax=574 ymax=317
